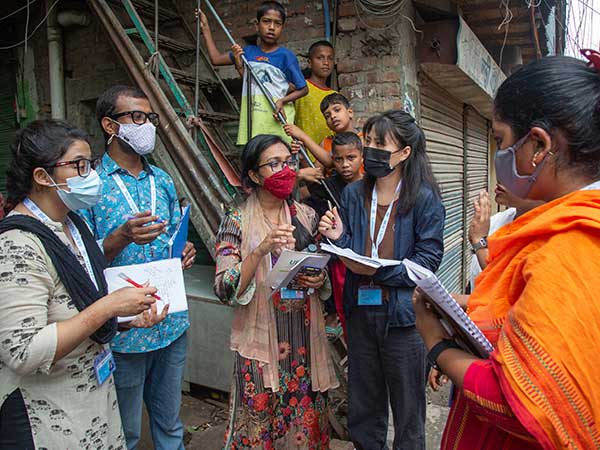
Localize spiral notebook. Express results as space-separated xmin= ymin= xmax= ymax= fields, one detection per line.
xmin=403 ymin=259 xmax=494 ymax=358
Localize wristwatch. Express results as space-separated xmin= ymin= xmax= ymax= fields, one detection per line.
xmin=427 ymin=339 xmax=461 ymax=371
xmin=470 ymin=236 xmax=488 ymax=253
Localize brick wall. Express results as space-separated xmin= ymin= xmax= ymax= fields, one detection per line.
xmin=194 ymin=0 xmax=421 ymax=126
xmin=28 ymin=9 xmax=131 ymax=152
xmin=28 ymin=0 xmax=421 ymax=136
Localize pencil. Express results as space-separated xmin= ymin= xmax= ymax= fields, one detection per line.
xmin=118 ymin=272 xmax=161 ymax=300
xmin=327 ymin=200 xmax=337 ymax=230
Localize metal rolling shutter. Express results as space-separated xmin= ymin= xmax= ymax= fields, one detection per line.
xmin=420 ymin=76 xmax=465 ymax=293
xmin=0 ymin=65 xmax=16 ymax=195
xmin=463 ymin=106 xmax=490 ymax=284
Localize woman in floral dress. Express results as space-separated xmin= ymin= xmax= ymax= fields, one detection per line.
xmin=214 ymin=135 xmax=338 ymax=449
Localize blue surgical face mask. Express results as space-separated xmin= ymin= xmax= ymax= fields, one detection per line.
xmin=46 ymin=169 xmax=103 ymax=211
xmin=494 ymin=134 xmax=548 ymax=198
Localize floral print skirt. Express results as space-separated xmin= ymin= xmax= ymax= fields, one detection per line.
xmin=224 ymin=297 xmax=330 ymax=449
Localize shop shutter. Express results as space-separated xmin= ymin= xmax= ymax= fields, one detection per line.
xmin=420 ymin=76 xmax=465 ymax=293
xmin=463 ymin=106 xmax=490 ymax=285
xmin=0 ymin=65 xmax=17 ymax=195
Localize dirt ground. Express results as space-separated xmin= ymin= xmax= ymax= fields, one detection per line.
xmin=137 ymin=383 xmax=450 ymax=449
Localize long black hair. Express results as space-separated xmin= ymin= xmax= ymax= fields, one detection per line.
xmin=240 ymin=134 xmax=313 ymax=250
xmin=362 ymin=109 xmax=440 ymax=214
xmin=494 ymin=56 xmax=600 ymax=180
xmin=6 ymin=119 xmax=90 ymax=207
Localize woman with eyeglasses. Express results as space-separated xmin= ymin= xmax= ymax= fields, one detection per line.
xmin=214 ymin=134 xmax=338 ymax=448
xmin=0 ymin=120 xmax=164 ymax=449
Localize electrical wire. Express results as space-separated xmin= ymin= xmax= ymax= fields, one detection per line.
xmin=497 ymin=0 xmax=513 ymax=68
xmin=354 ymin=0 xmax=421 ymax=33
xmin=24 ymin=0 xmax=30 ymax=53
xmin=525 ymin=0 xmax=543 ymax=8
xmin=0 ymin=0 xmax=37 ymax=23
xmin=0 ymin=0 xmax=60 ymax=51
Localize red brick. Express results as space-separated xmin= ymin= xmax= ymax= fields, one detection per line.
xmin=338 ymin=2 xmax=356 ymax=18
xmin=338 ymin=72 xmax=364 ymax=88
xmin=336 ymin=59 xmax=363 ymax=73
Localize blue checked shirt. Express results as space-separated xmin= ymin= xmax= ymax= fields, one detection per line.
xmin=79 ymin=153 xmax=190 ymax=353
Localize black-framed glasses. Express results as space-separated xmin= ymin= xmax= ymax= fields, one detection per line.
xmin=258 ymin=158 xmax=299 ymax=173
xmin=50 ymin=158 xmax=100 ymax=177
xmin=110 ymin=110 xmax=160 ymax=126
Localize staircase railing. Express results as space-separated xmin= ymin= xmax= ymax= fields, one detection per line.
xmin=88 ymin=0 xmax=239 ymax=256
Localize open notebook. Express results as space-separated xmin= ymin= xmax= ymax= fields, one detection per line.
xmin=265 ymin=249 xmax=330 ymax=292
xmin=403 ymin=259 xmax=494 ymax=358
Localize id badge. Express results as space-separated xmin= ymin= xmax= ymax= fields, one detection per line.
xmin=93 ymin=350 xmax=116 ymax=386
xmin=358 ymin=287 xmax=383 ymax=306
xmin=280 ymin=288 xmax=305 ymax=300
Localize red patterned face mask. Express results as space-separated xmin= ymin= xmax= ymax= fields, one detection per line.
xmin=263 ymin=166 xmax=297 ymax=199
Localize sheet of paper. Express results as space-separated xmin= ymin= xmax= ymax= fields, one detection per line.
xmin=320 ymin=242 xmax=402 ymax=268
xmin=104 ymin=258 xmax=188 ymax=323
xmin=265 ymin=249 xmax=330 ymax=291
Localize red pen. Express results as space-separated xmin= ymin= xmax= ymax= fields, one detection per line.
xmin=118 ymin=272 xmax=161 ymax=300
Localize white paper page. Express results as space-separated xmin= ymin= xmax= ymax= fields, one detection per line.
xmin=320 ymin=242 xmax=402 ymax=268
xmin=104 ymin=258 xmax=188 ymax=323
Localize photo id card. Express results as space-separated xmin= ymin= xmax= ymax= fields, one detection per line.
xmin=280 ymin=288 xmax=305 ymax=300
xmin=358 ymin=287 xmax=383 ymax=306
xmin=93 ymin=350 xmax=116 ymax=386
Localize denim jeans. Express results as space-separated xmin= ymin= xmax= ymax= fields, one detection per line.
xmin=347 ymin=306 xmax=426 ymax=450
xmin=113 ymin=332 xmax=187 ymax=450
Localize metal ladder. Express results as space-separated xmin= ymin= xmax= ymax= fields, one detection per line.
xmin=88 ymin=0 xmax=241 ymax=256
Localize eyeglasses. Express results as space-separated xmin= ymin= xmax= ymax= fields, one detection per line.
xmin=50 ymin=158 xmax=100 ymax=177
xmin=110 ymin=110 xmax=160 ymax=126
xmin=258 ymin=158 xmax=299 ymax=173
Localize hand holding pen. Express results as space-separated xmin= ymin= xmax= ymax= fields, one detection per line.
xmin=318 ymin=205 xmax=343 ymax=241
xmin=119 ymin=211 xmax=167 ymax=246
xmin=118 ymin=273 xmax=161 ymax=300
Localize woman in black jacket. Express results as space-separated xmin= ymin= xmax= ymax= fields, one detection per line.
xmin=320 ymin=110 xmax=445 ymax=450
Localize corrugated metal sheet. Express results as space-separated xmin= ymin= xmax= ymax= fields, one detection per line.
xmin=463 ymin=106 xmax=490 ymax=287
xmin=420 ymin=76 xmax=465 ymax=294
xmin=0 ymin=65 xmax=16 ymax=195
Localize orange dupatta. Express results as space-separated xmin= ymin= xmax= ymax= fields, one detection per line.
xmin=468 ymin=189 xmax=600 ymax=449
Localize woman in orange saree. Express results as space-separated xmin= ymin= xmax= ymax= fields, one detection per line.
xmin=414 ymin=54 xmax=600 ymax=450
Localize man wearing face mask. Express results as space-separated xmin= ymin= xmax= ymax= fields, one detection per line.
xmin=79 ymin=85 xmax=196 ymax=450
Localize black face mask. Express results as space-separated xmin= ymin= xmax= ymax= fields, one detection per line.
xmin=363 ymin=146 xmax=400 ymax=178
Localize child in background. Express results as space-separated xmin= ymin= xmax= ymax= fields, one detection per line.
xmin=306 ymin=132 xmax=363 ymax=217
xmin=294 ymin=40 xmax=336 ymax=160
xmin=307 ymin=132 xmax=363 ymax=339
xmin=285 ymin=93 xmax=358 ymax=171
xmin=199 ymin=1 xmax=307 ymax=145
